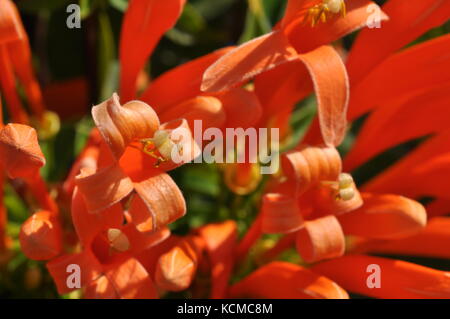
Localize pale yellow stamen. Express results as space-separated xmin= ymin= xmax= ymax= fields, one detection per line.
xmin=107 ymin=228 xmax=130 ymax=252
xmin=336 ymin=173 xmax=355 ymax=201
xmin=306 ymin=0 xmax=346 ymax=27
xmin=141 ymin=130 xmax=183 ymax=167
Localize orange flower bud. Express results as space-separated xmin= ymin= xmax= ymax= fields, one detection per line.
xmin=19 ymin=210 xmax=62 ymax=260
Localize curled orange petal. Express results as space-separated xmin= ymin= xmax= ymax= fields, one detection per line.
xmin=92 ymin=93 xmax=160 ymax=159
xmin=229 ymin=261 xmax=348 ymax=299
xmin=281 ymin=145 xmax=342 ymax=194
xmin=129 ymin=172 xmax=186 ymax=232
xmin=0 ymin=123 xmax=45 ymax=179
xmin=296 ymin=215 xmax=345 ymax=263
xmin=261 ymin=193 xmax=304 ymax=234
xmin=75 ymin=164 xmax=134 ymax=213
xmin=297 ymin=45 xmax=349 ymax=146
xmin=201 ymin=31 xmax=298 ymax=92
xmin=19 ymin=210 xmax=62 ymax=261
xmin=338 ymin=193 xmax=426 ymax=240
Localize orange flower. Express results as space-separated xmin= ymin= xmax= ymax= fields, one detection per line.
xmin=230 ymin=0 xmax=450 ymax=299
xmin=45 ymin=187 xmax=170 ymax=298
xmin=74 ymin=93 xmax=199 ymax=233
xmin=201 ymin=0 xmax=388 ymax=145
xmin=119 ymin=0 xmax=263 ymax=132
xmin=229 ymin=261 xmax=348 ymax=299
xmin=0 ymin=0 xmax=59 ymax=138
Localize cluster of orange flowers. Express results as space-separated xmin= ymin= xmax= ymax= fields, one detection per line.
xmin=1 ymin=0 xmax=450 ymax=299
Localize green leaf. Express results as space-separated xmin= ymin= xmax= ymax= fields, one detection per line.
xmin=4 ymin=185 xmax=28 ymax=223
xmin=109 ymin=0 xmax=129 ymax=12
xmin=79 ymin=0 xmax=99 ymax=19
xmin=97 ymin=10 xmax=116 ymax=101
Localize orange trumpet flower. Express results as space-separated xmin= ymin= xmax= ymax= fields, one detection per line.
xmin=74 ymin=93 xmax=200 ymax=233
xmin=119 ymin=0 xmax=263 ymax=133
xmin=0 ymin=0 xmax=59 ymax=138
xmin=201 ymin=0 xmax=388 ymax=145
xmin=44 ymin=187 xmax=170 ymax=298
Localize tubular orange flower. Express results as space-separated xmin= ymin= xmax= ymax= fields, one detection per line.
xmin=44 ymin=187 xmax=170 ymax=298
xmin=119 ymin=0 xmax=186 ymax=101
xmin=75 ymin=93 xmax=199 ymax=233
xmin=312 ymin=255 xmax=450 ymax=299
xmin=201 ymin=0 xmax=387 ymax=146
xmin=229 ymin=261 xmax=348 ymax=299
xmin=242 ymin=0 xmax=450 ymax=299
xmin=196 ymin=221 xmax=237 ymax=299
xmin=0 ymin=0 xmax=59 ymax=137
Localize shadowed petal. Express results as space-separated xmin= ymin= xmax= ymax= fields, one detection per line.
xmin=46 ymin=251 xmax=103 ymax=295
xmin=197 ymin=221 xmax=237 ymax=299
xmin=312 ymin=255 xmax=450 ymax=299
xmin=159 ymin=96 xmax=226 ymax=130
xmin=71 ymin=187 xmax=124 ymax=247
xmin=216 ymin=88 xmax=263 ymax=129
xmin=140 ymin=47 xmax=233 ymax=111
xmin=229 ymin=261 xmax=348 ymax=299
